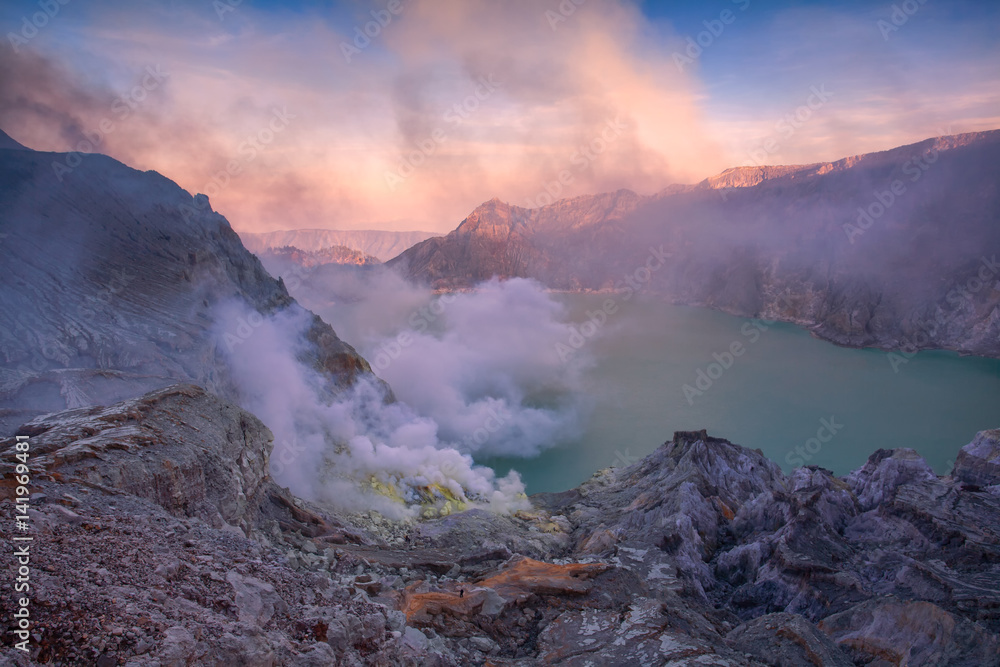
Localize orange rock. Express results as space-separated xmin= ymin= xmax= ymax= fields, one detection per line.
xmin=399 ymin=556 xmax=610 ymax=624
xmin=476 ymin=556 xmax=609 ymax=601
xmin=712 ymin=496 xmax=735 ymax=521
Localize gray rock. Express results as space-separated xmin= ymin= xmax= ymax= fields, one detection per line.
xmin=386 ymin=610 xmax=407 ymax=632
xmin=7 ymin=385 xmax=272 ymax=531
xmin=467 ymin=636 xmax=497 ymax=654
xmin=846 ymin=447 xmax=938 ymax=510
xmin=0 ymin=146 xmax=373 ymax=435
xmin=402 ymin=626 xmax=428 ymax=651
xmin=478 ymin=588 xmax=506 ymax=617
xmin=953 ymin=428 xmax=1000 ymax=487
xmin=155 ymin=626 xmax=199 ymax=667
xmin=727 ymin=612 xmax=854 ymax=667
xmin=226 ymin=571 xmax=287 ymax=627
xmin=819 ymin=597 xmax=1000 ymax=667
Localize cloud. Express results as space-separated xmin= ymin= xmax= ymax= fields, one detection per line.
xmin=213 ymin=298 xmax=538 ymax=518
xmin=361 ymin=277 xmax=592 ymax=458
xmin=1 ymin=0 xmax=997 ymax=232
xmin=0 ymin=0 xmax=727 ymax=231
xmin=698 ymin=3 xmax=1000 ymax=166
xmin=259 ymin=266 xmax=595 ymax=457
xmin=210 ymin=268 xmax=593 ymax=517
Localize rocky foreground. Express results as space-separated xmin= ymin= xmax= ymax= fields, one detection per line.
xmin=2 ymin=385 xmax=998 ymax=666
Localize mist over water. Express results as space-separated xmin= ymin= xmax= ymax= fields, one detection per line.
xmin=212 ymin=297 xmax=539 ymax=518
xmin=482 ymin=294 xmax=1000 ymax=493
xmin=225 ymin=268 xmax=597 ymax=514
xmin=297 ymin=271 xmax=593 ymax=459
xmin=269 ymin=264 xmax=1000 ymax=497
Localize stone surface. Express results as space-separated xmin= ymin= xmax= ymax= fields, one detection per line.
xmin=4 ymin=385 xmax=270 ymax=533
xmin=7 ymin=408 xmax=998 ymax=664
xmin=727 ymin=612 xmax=854 ymax=667
xmin=953 ymin=428 xmax=1000 ymax=488
xmin=819 ymin=598 xmax=1000 ymax=667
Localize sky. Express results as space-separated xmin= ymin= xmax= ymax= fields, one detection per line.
xmin=1 ymin=0 xmax=998 ymax=233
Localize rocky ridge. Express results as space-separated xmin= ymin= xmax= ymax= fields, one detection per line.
xmin=391 ymin=130 xmax=1000 ymax=359
xmin=239 ymin=229 xmax=438 ymax=263
xmin=258 ymin=246 xmax=382 ymax=270
xmin=2 ymin=387 xmax=998 ymax=666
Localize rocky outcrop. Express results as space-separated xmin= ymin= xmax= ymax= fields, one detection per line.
xmin=702 ymin=164 xmax=821 ymax=190
xmin=388 ymin=191 xmax=645 ymax=290
xmin=5 ymin=384 xmax=273 ymax=534
xmin=953 ymin=428 xmax=1000 ymax=488
xmin=818 ymin=598 xmax=1000 ymax=666
xmin=0 ymin=386 xmax=412 ymax=666
xmin=726 ymin=612 xmax=854 ymax=667
xmin=4 ymin=392 xmax=997 ymax=665
xmin=527 ymin=429 xmax=1000 ymax=665
xmin=391 ymin=130 xmax=1000 ymax=359
xmin=0 ymin=385 xmax=373 ymax=544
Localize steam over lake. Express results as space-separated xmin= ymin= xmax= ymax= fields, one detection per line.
xmin=481 ymin=293 xmax=1000 ymax=494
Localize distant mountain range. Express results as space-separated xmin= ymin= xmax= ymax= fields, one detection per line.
xmin=389 ymin=131 xmax=1000 ymax=358
xmin=258 ymin=244 xmax=382 ymax=273
xmin=239 ymin=228 xmax=437 ymax=262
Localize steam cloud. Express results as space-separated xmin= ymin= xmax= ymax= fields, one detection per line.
xmin=213 ymin=274 xmax=592 ymax=517
xmin=354 ymin=276 xmax=590 ymax=458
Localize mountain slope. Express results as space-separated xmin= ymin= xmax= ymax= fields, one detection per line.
xmin=0 ymin=137 xmax=371 ymax=434
xmin=390 ymin=131 xmax=1000 ymax=357
xmin=0 ymin=128 xmax=28 ymax=150
xmin=240 ymin=228 xmax=438 ymax=262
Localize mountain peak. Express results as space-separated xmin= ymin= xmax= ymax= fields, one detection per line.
xmin=464 ymin=196 xmax=519 ymax=225
xmin=0 ymin=128 xmax=30 ymax=151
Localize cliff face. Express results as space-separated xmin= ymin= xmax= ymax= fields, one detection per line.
xmin=0 ymin=142 xmax=371 ymax=434
xmin=2 ymin=388 xmax=998 ymax=665
xmin=391 ymin=131 xmax=1000 ymax=358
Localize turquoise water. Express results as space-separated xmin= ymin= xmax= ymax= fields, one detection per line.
xmin=481 ymin=294 xmax=1000 ymax=494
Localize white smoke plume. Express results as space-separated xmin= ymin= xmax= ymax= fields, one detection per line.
xmin=275 ymin=268 xmax=596 ymax=455
xmin=360 ymin=277 xmax=590 ymax=458
xmin=212 ymin=273 xmax=592 ymax=517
